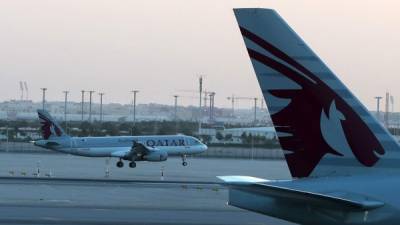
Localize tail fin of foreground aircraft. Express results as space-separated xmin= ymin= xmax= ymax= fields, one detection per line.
xmin=37 ymin=109 xmax=68 ymax=140
xmin=234 ymin=8 xmax=400 ymax=178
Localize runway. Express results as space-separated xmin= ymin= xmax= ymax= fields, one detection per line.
xmin=1 ymin=152 xmax=291 ymax=182
xmin=0 ymin=153 xmax=294 ymax=225
xmin=0 ymin=206 xmax=285 ymax=225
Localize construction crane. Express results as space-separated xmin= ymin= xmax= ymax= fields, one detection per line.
xmin=175 ymin=93 xmax=216 ymax=123
xmin=227 ymin=95 xmax=258 ymax=124
xmin=178 ymin=89 xmax=214 ymax=111
xmin=178 ymin=89 xmax=214 ymax=114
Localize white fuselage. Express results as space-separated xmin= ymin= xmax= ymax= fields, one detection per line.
xmin=35 ymin=135 xmax=207 ymax=157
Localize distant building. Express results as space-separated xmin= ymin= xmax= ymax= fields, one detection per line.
xmin=0 ymin=100 xmax=271 ymax=125
xmin=199 ymin=126 xmax=276 ymax=144
xmin=0 ymin=134 xmax=7 ymax=141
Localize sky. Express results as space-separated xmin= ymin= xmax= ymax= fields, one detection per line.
xmin=0 ymin=0 xmax=399 ymax=109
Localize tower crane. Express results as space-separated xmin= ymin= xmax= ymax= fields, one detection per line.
xmin=176 ymin=92 xmax=216 ymax=122
xmin=227 ymin=95 xmax=258 ymax=124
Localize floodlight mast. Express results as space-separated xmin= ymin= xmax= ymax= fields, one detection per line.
xmin=63 ymin=90 xmax=69 ymax=132
xmin=198 ymin=76 xmax=203 ymax=134
xmin=88 ymin=91 xmax=95 ymax=123
xmin=99 ymin=92 xmax=105 ymax=123
xmin=174 ymin=95 xmax=179 ymax=133
xmin=40 ymin=88 xmax=47 ymax=110
xmin=81 ymin=90 xmax=85 ymax=121
xmin=375 ymin=96 xmax=383 ymax=122
xmin=131 ymin=90 xmax=139 ymax=135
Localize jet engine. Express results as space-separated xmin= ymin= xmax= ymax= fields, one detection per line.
xmin=144 ymin=150 xmax=168 ymax=162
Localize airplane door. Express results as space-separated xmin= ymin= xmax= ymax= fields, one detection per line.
xmin=70 ymin=139 xmax=78 ymax=154
xmin=184 ymin=137 xmax=190 ymax=149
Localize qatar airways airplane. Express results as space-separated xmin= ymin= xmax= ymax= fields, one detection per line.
xmin=34 ymin=110 xmax=207 ymax=168
xmin=219 ymin=8 xmax=400 ymax=225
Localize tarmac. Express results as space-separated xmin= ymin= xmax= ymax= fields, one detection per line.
xmin=0 ymin=152 xmax=294 ymax=225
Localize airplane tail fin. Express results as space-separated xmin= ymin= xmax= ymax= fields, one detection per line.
xmin=37 ymin=109 xmax=68 ymax=140
xmin=234 ymin=8 xmax=400 ymax=178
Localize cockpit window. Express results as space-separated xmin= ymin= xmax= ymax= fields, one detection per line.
xmin=190 ymin=138 xmax=202 ymax=145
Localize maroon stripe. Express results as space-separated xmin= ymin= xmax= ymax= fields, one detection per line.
xmin=240 ymin=30 xmax=384 ymax=177
xmin=247 ymin=48 xmax=314 ymax=88
xmin=239 ymin=26 xmax=320 ymax=83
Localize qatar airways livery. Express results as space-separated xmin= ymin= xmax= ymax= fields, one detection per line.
xmin=219 ymin=8 xmax=400 ymax=225
xmin=34 ymin=110 xmax=207 ymax=168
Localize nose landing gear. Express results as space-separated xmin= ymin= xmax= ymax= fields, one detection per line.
xmin=181 ymin=155 xmax=188 ymax=166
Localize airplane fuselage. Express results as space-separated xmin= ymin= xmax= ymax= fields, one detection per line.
xmin=35 ymin=135 xmax=207 ymax=158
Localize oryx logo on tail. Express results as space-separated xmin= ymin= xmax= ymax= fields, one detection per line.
xmin=240 ymin=26 xmax=384 ymax=176
xmin=37 ymin=110 xmax=66 ymax=140
xmin=234 ymin=8 xmax=399 ymax=178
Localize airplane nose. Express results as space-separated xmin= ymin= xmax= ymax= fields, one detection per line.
xmin=201 ymin=144 xmax=208 ymax=152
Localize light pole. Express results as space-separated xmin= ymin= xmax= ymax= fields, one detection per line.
xmin=375 ymin=96 xmax=383 ymax=122
xmin=174 ymin=95 xmax=178 ymax=133
xmin=63 ymin=91 xmax=69 ymax=132
xmin=88 ymin=91 xmax=95 ymax=123
xmin=209 ymin=92 xmax=215 ymax=122
xmin=260 ymin=97 xmax=264 ymax=111
xmin=40 ymin=88 xmax=47 ymax=110
xmin=254 ymin=97 xmax=258 ymax=125
xmin=99 ymin=92 xmax=105 ymax=123
xmin=198 ymin=76 xmax=203 ymax=134
xmin=173 ymin=95 xmax=178 ymax=121
xmin=5 ymin=117 xmax=9 ymax=152
xmin=131 ymin=90 xmax=139 ymax=135
xmin=81 ymin=90 xmax=85 ymax=121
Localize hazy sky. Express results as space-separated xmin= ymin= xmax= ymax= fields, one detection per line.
xmin=1 ymin=0 xmax=399 ymax=109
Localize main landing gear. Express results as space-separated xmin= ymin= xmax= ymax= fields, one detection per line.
xmin=116 ymin=159 xmax=136 ymax=168
xmin=116 ymin=159 xmax=124 ymax=168
xmin=181 ymin=155 xmax=188 ymax=166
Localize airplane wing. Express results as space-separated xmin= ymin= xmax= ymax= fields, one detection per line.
xmin=110 ymin=141 xmax=157 ymax=159
xmin=218 ymin=176 xmax=384 ymax=211
xmin=132 ymin=141 xmax=153 ymax=155
xmin=110 ymin=150 xmax=129 ymax=158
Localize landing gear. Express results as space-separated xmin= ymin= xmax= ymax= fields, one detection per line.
xmin=116 ymin=159 xmax=124 ymax=168
xmin=181 ymin=155 xmax=188 ymax=166
xmin=129 ymin=161 xmax=136 ymax=168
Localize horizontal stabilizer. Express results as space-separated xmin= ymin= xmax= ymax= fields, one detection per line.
xmin=217 ymin=176 xmax=270 ymax=183
xmin=218 ymin=176 xmax=384 ymax=211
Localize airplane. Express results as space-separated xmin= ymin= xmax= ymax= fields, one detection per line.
xmin=34 ymin=109 xmax=207 ymax=168
xmin=218 ymin=8 xmax=400 ymax=225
